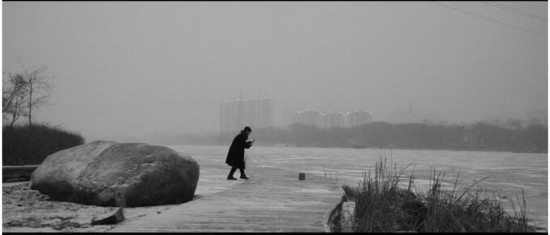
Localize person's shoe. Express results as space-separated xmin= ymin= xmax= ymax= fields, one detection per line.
xmin=227 ymin=176 xmax=237 ymax=180
xmin=240 ymin=175 xmax=249 ymax=180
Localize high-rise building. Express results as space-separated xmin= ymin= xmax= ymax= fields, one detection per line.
xmin=292 ymin=110 xmax=323 ymax=128
xmin=291 ymin=109 xmax=372 ymax=128
xmin=324 ymin=112 xmax=345 ymax=128
xmin=345 ymin=110 xmax=373 ymax=127
xmin=220 ymin=96 xmax=274 ymax=135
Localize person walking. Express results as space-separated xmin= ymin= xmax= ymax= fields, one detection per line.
xmin=225 ymin=126 xmax=254 ymax=180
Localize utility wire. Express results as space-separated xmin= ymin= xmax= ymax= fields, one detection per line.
xmin=482 ymin=1 xmax=547 ymax=23
xmin=432 ymin=2 xmax=547 ymax=38
xmin=490 ymin=1 xmax=547 ymax=21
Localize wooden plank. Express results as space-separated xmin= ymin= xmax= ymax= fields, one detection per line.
xmin=111 ymin=163 xmax=341 ymax=232
xmin=3 ymin=165 xmax=38 ymax=182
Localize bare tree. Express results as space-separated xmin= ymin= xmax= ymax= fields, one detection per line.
xmin=18 ymin=61 xmax=52 ymax=126
xmin=2 ymin=73 xmax=29 ymax=127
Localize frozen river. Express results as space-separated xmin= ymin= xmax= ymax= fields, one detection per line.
xmin=168 ymin=145 xmax=547 ymax=230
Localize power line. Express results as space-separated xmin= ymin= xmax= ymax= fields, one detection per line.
xmin=491 ymin=1 xmax=547 ymax=21
xmin=483 ymin=1 xmax=547 ymax=23
xmin=432 ymin=2 xmax=547 ymax=38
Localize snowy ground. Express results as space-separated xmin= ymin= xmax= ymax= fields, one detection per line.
xmin=2 ymin=182 xmax=175 ymax=232
xmin=2 ymin=155 xmax=237 ymax=232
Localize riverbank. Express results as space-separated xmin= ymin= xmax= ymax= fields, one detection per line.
xmin=327 ymin=158 xmax=541 ymax=232
xmin=2 ymin=153 xmax=239 ymax=232
xmin=2 ymin=182 xmax=175 ymax=232
xmin=4 ymin=145 xmax=546 ymax=232
xmin=3 ymin=157 xmax=341 ymax=232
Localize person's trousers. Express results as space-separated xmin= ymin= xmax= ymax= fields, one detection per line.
xmin=229 ymin=166 xmax=245 ymax=176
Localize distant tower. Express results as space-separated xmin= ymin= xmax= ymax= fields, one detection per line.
xmin=409 ymin=99 xmax=412 ymax=114
xmin=220 ymin=95 xmax=274 ymax=135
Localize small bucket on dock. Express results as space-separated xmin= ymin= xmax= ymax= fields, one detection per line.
xmin=299 ymin=173 xmax=306 ymax=180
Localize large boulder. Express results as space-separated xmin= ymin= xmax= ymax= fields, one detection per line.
xmin=30 ymin=140 xmax=200 ymax=207
xmin=30 ymin=140 xmax=117 ymax=202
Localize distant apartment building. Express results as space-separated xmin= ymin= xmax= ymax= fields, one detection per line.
xmin=324 ymin=112 xmax=345 ymax=128
xmin=292 ymin=110 xmax=324 ymax=127
xmin=220 ymin=96 xmax=274 ymax=135
xmin=291 ymin=109 xmax=372 ymax=128
xmin=345 ymin=110 xmax=373 ymax=127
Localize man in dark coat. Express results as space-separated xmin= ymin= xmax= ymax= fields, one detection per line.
xmin=226 ymin=126 xmax=254 ymax=180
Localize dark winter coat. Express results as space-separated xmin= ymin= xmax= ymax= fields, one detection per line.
xmin=225 ymin=131 xmax=252 ymax=169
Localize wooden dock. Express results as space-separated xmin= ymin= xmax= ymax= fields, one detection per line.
xmin=110 ymin=161 xmax=342 ymax=232
xmin=3 ymin=165 xmax=38 ymax=182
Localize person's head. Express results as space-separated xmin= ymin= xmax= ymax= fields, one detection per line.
xmin=243 ymin=126 xmax=252 ymax=136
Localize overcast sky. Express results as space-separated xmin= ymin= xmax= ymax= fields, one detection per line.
xmin=3 ymin=2 xmax=547 ymax=141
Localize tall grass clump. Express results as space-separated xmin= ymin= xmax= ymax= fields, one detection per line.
xmin=3 ymin=123 xmax=85 ymax=165
xmin=344 ymin=157 xmax=535 ymax=232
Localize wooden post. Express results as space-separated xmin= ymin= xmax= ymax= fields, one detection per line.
xmin=299 ymin=173 xmax=305 ymax=180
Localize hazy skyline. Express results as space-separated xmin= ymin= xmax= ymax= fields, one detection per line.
xmin=3 ymin=2 xmax=547 ymax=141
